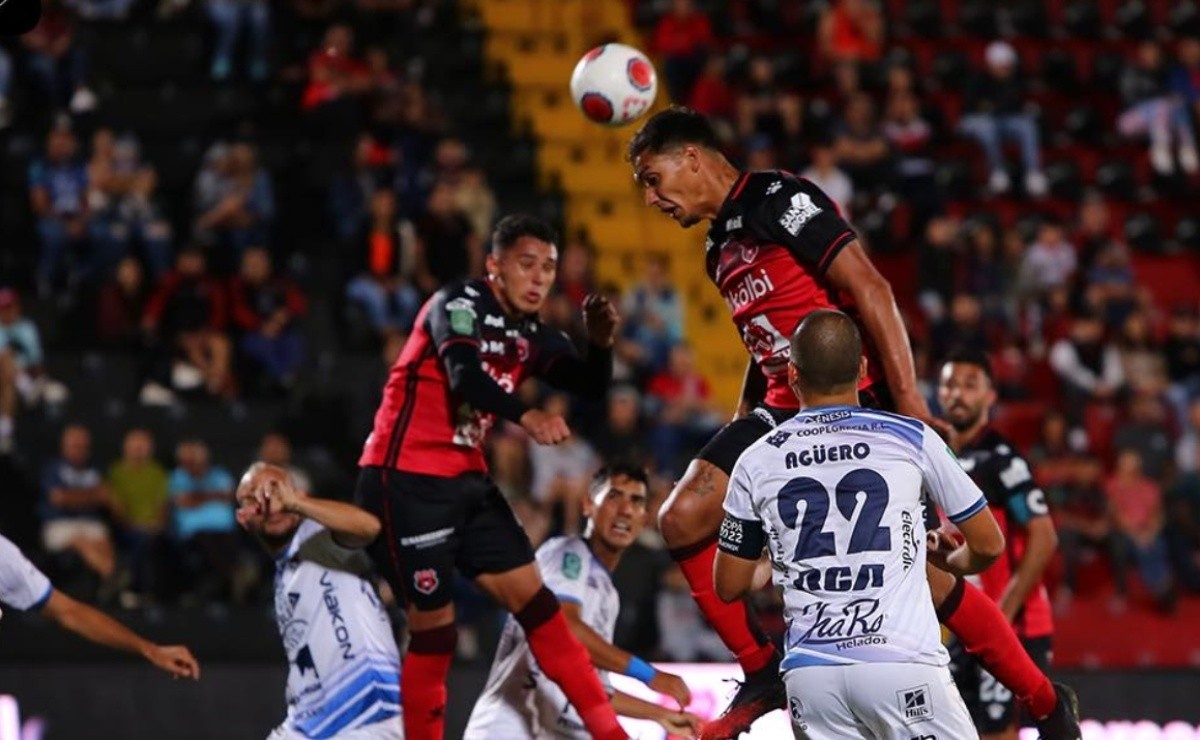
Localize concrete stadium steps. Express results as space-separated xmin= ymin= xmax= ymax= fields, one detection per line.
xmin=472 ymin=0 xmax=748 ymax=407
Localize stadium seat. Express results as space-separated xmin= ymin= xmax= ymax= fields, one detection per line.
xmin=1064 ymin=104 xmax=1105 ymax=146
xmin=1011 ymin=0 xmax=1048 ymax=37
xmin=1115 ymin=0 xmax=1154 ymax=38
xmin=1063 ymin=0 xmax=1103 ymax=37
xmin=1124 ymin=211 xmax=1163 ymax=252
xmin=1040 ymin=48 xmax=1080 ymax=90
xmin=904 ymin=0 xmax=942 ymax=35
xmin=931 ymin=48 xmax=970 ymax=89
xmin=1096 ymin=160 xmax=1138 ymax=201
xmin=957 ymin=0 xmax=996 ymax=37
xmin=1045 ymin=160 xmax=1083 ymax=200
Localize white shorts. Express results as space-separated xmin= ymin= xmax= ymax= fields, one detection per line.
xmin=784 ymin=662 xmax=977 ymax=740
xmin=267 ymin=717 xmax=403 ymax=740
xmin=42 ymin=519 xmax=109 ymax=553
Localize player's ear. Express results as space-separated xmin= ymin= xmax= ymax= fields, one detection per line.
xmin=787 ymin=361 xmax=800 ymax=393
xmin=858 ymin=355 xmax=867 ymax=383
xmin=485 ymin=250 xmax=500 ymax=278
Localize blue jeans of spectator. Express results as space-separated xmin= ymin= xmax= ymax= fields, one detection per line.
xmin=958 ymin=113 xmax=1042 ymax=174
xmin=37 ymin=217 xmax=122 ymax=286
xmin=240 ymin=328 xmax=304 ymax=383
xmin=74 ymin=0 xmax=135 ymax=19
xmin=1113 ymin=531 xmax=1173 ymax=596
xmin=25 ymin=48 xmax=88 ymax=107
xmin=347 ymin=276 xmax=420 ymax=333
xmin=0 ymin=48 xmax=12 ymax=100
xmin=207 ymin=0 xmax=270 ymax=79
xmin=1118 ymin=98 xmax=1197 ymax=149
xmin=120 ymin=528 xmax=160 ymax=595
xmin=109 ymin=216 xmax=173 ymax=278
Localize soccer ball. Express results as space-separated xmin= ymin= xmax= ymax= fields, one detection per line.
xmin=569 ymin=43 xmax=658 ymax=127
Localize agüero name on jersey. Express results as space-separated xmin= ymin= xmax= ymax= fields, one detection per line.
xmin=786 ymin=442 xmax=871 ymax=468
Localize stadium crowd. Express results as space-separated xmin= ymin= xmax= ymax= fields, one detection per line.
xmin=0 ymin=0 xmax=1198 ymax=669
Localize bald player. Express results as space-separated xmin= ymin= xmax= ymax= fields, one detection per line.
xmin=235 ymin=463 xmax=403 ymax=740
xmin=716 ymin=310 xmax=1015 ymax=739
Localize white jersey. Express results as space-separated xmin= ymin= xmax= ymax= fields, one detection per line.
xmin=273 ymin=519 xmax=402 ymax=739
xmin=464 ymin=536 xmax=620 ymax=740
xmin=722 ymin=405 xmax=987 ymax=671
xmin=0 ymin=533 xmax=53 ymax=613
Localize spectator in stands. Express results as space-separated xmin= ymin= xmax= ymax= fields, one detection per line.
xmin=1176 ymin=398 xmax=1200 ymax=474
xmin=193 ymin=142 xmax=275 ymax=272
xmin=557 ymin=232 xmax=595 ymax=307
xmin=142 ymin=248 xmax=232 ymax=399
xmin=454 ymin=166 xmax=498 ymax=246
xmin=1050 ymin=311 xmax=1124 ymax=423
xmin=411 ymin=179 xmax=482 ymax=295
xmin=1165 ymin=306 xmax=1200 ymax=419
xmin=817 ymin=0 xmax=884 ymax=67
xmin=107 ymin=428 xmax=168 ymax=601
xmin=96 ymin=256 xmax=150 ymax=350
xmin=1118 ymin=41 xmax=1199 ymax=175
xmin=882 ymin=89 xmax=939 ymax=231
xmin=206 ymin=0 xmax=271 ymax=81
xmin=1113 ymin=393 xmax=1175 ymax=480
xmin=832 ymin=92 xmax=890 ymax=189
xmin=168 ymin=439 xmax=238 ymax=602
xmin=19 ymin=0 xmax=95 ymax=113
xmin=800 ymin=138 xmax=853 ymax=219
xmin=30 ymin=123 xmax=108 ymax=294
xmin=302 ymin=23 xmax=371 ymax=113
xmin=40 ymin=424 xmax=116 ymax=589
xmin=229 ymin=247 xmax=307 ymax=392
xmin=592 ymin=385 xmax=647 ymax=469
xmin=736 ymin=56 xmax=803 ymax=146
xmin=619 ymin=253 xmax=684 ymax=376
xmin=87 ymin=130 xmax=173 ymax=278
xmin=961 ymin=222 xmax=1009 ymax=324
xmin=1086 ymin=243 xmax=1138 ymax=330
xmin=329 ymin=133 xmax=395 ymax=245
xmin=688 ymin=54 xmax=736 ymax=139
xmin=645 ymin=344 xmax=721 ymax=476
xmin=652 ymin=0 xmax=715 ymax=104
xmin=1074 ymin=193 xmax=1120 ymax=280
xmin=916 ymin=216 xmax=960 ymax=323
xmin=958 ymin=41 xmax=1047 ymax=197
xmin=1171 ymin=37 xmax=1200 ymax=123
xmin=930 ymin=295 xmax=990 ymax=363
xmin=0 ymin=289 xmax=65 ymax=454
xmin=1053 ymin=455 xmax=1113 ymax=612
xmin=1116 ymin=311 xmax=1167 ymax=396
xmin=1030 ymin=410 xmax=1077 ymax=472
xmin=256 ymin=432 xmax=312 ymax=493
xmin=1018 ymin=219 xmax=1077 ymax=304
xmin=346 ymin=189 xmax=420 ymax=342
xmin=528 ymin=393 xmax=597 ymax=535
xmin=1166 ymin=451 xmax=1200 ymax=592
xmin=1107 ymin=448 xmax=1175 ymax=612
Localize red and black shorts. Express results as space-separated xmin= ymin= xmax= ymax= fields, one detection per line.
xmin=354 ymin=466 xmax=535 ymax=611
xmin=948 ymin=634 xmax=1053 ymax=733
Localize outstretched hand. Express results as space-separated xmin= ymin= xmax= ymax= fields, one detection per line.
xmin=582 ymin=293 xmax=619 ymax=348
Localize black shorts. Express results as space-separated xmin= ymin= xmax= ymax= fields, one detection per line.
xmin=697 ymin=383 xmax=895 ymax=476
xmin=948 ymin=634 xmax=1053 ymax=733
xmin=354 ymin=466 xmax=535 ymax=611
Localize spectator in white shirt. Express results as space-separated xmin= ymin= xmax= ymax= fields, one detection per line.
xmin=1050 ymin=312 xmax=1124 ymax=424
xmin=1019 ymin=220 xmax=1078 ymax=301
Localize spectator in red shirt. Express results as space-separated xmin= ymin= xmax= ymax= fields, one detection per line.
xmin=302 ymin=24 xmax=372 ymax=112
xmin=1106 ymin=448 xmax=1176 ymax=611
xmin=229 ymin=247 xmax=307 ymax=392
xmin=817 ymin=0 xmax=883 ymax=67
xmin=646 ymin=344 xmax=721 ymax=475
xmin=142 ymin=248 xmax=232 ymax=399
xmin=688 ymin=55 xmax=736 ymax=137
xmin=652 ymin=0 xmax=715 ymax=104
xmin=96 ymin=256 xmax=150 ymax=350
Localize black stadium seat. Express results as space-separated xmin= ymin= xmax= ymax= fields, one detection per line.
xmin=1041 ymin=48 xmax=1079 ymax=89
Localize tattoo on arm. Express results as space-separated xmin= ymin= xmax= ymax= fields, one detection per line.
xmin=691 ymin=465 xmax=720 ymax=498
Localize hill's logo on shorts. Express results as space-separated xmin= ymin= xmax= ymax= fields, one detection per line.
xmin=414 ymin=569 xmax=439 ymax=595
xmin=898 ymin=685 xmax=932 ymax=724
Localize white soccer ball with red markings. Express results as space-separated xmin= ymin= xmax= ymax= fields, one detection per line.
xmin=569 ymin=43 xmax=658 ymax=127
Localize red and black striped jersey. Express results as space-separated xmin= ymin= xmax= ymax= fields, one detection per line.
xmin=359 ymin=279 xmax=602 ymax=477
xmin=705 ymin=171 xmax=883 ymax=409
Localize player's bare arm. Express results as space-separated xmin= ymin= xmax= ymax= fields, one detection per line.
xmin=999 ymin=515 xmax=1058 ymax=623
xmin=928 ymin=507 xmax=1006 ymax=577
xmin=561 ymin=600 xmax=692 ymax=709
xmin=824 ymin=242 xmax=931 ymax=422
xmin=41 ymin=590 xmax=201 ymax=680
xmin=713 ymin=548 xmax=760 ymax=604
xmin=611 ymin=691 xmax=705 ymax=738
xmin=734 ymin=357 xmax=767 ymax=420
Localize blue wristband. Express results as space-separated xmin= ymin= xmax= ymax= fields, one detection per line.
xmin=625 ymin=656 xmax=657 ymax=684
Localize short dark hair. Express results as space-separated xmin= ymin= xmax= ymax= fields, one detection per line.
xmin=789 ymin=310 xmax=862 ymax=394
xmin=589 ymin=462 xmax=650 ymax=496
xmin=491 ymin=214 xmax=558 ymax=254
xmin=940 ymin=346 xmax=994 ymax=382
xmin=627 ymin=106 xmax=720 ymax=162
